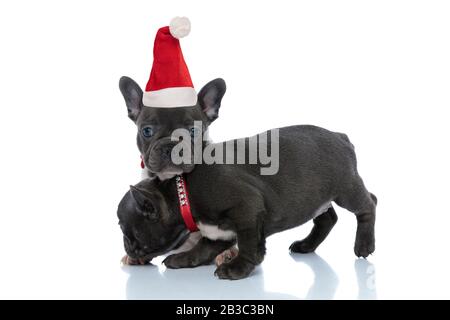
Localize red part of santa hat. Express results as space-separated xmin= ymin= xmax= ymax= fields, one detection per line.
xmin=143 ymin=17 xmax=197 ymax=108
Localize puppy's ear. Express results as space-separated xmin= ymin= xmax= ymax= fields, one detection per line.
xmin=198 ymin=78 xmax=226 ymax=124
xmin=119 ymin=76 xmax=143 ymax=122
xmin=129 ymin=185 xmax=150 ymax=207
xmin=129 ymin=185 xmax=159 ymax=222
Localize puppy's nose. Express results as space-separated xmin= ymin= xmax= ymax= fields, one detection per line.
xmin=160 ymin=145 xmax=173 ymax=160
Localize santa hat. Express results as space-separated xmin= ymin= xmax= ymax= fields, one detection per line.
xmin=142 ymin=17 xmax=197 ymax=108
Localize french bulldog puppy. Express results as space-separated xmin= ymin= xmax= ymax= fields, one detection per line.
xmin=117 ymin=125 xmax=377 ymax=280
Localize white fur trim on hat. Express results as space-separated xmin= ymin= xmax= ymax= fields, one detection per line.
xmin=142 ymin=87 xmax=198 ymax=108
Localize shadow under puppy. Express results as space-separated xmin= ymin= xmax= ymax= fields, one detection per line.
xmin=117 ymin=125 xmax=377 ymax=280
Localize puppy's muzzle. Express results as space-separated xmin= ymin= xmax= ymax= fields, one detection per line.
xmin=124 ymin=236 xmax=140 ymax=256
xmin=146 ymin=137 xmax=193 ymax=173
xmin=146 ymin=137 xmax=176 ymax=169
xmin=124 ymin=229 xmax=190 ymax=261
xmin=157 ymin=143 xmax=177 ymax=162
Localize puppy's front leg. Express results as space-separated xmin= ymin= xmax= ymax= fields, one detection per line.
xmin=163 ymin=237 xmax=235 ymax=269
xmin=215 ymin=211 xmax=266 ymax=280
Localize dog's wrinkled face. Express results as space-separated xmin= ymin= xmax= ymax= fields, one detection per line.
xmin=135 ymin=107 xmax=205 ymax=179
xmin=119 ymin=77 xmax=226 ymax=180
xmin=117 ymin=179 xmax=189 ymax=262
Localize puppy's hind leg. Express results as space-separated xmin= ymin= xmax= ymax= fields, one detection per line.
xmin=290 ymin=206 xmax=338 ymax=254
xmin=336 ymin=177 xmax=377 ymax=258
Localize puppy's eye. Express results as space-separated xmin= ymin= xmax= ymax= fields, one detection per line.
xmin=142 ymin=126 xmax=154 ymax=138
xmin=190 ymin=127 xmax=200 ymax=138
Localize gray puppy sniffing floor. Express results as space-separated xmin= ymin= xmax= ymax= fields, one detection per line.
xmin=117 ymin=125 xmax=377 ymax=280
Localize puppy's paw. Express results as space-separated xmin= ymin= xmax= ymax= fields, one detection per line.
xmin=354 ymin=237 xmax=375 ymax=258
xmin=289 ymin=240 xmax=316 ymax=254
xmin=215 ymin=247 xmax=239 ymax=266
xmin=163 ymin=252 xmax=203 ymax=269
xmin=121 ymin=255 xmax=151 ymax=265
xmin=214 ymin=257 xmax=255 ymax=280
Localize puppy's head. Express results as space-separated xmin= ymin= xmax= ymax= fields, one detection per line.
xmin=119 ymin=77 xmax=226 ymax=180
xmin=117 ymin=179 xmax=189 ymax=262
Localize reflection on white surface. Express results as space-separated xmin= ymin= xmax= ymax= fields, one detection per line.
xmin=122 ymin=253 xmax=376 ymax=300
xmin=123 ymin=264 xmax=298 ymax=300
xmin=354 ymin=259 xmax=377 ymax=300
xmin=289 ymin=253 xmax=339 ymax=300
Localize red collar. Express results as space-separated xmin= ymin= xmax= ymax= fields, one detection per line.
xmin=140 ymin=156 xmax=197 ymax=232
xmin=175 ymin=175 xmax=198 ymax=232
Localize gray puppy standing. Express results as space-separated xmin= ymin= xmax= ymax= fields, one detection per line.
xmin=117 ymin=125 xmax=377 ymax=280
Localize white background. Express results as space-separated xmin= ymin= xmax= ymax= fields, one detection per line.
xmin=1 ymin=0 xmax=449 ymax=299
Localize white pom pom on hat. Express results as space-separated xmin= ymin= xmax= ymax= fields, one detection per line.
xmin=169 ymin=16 xmax=191 ymax=39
